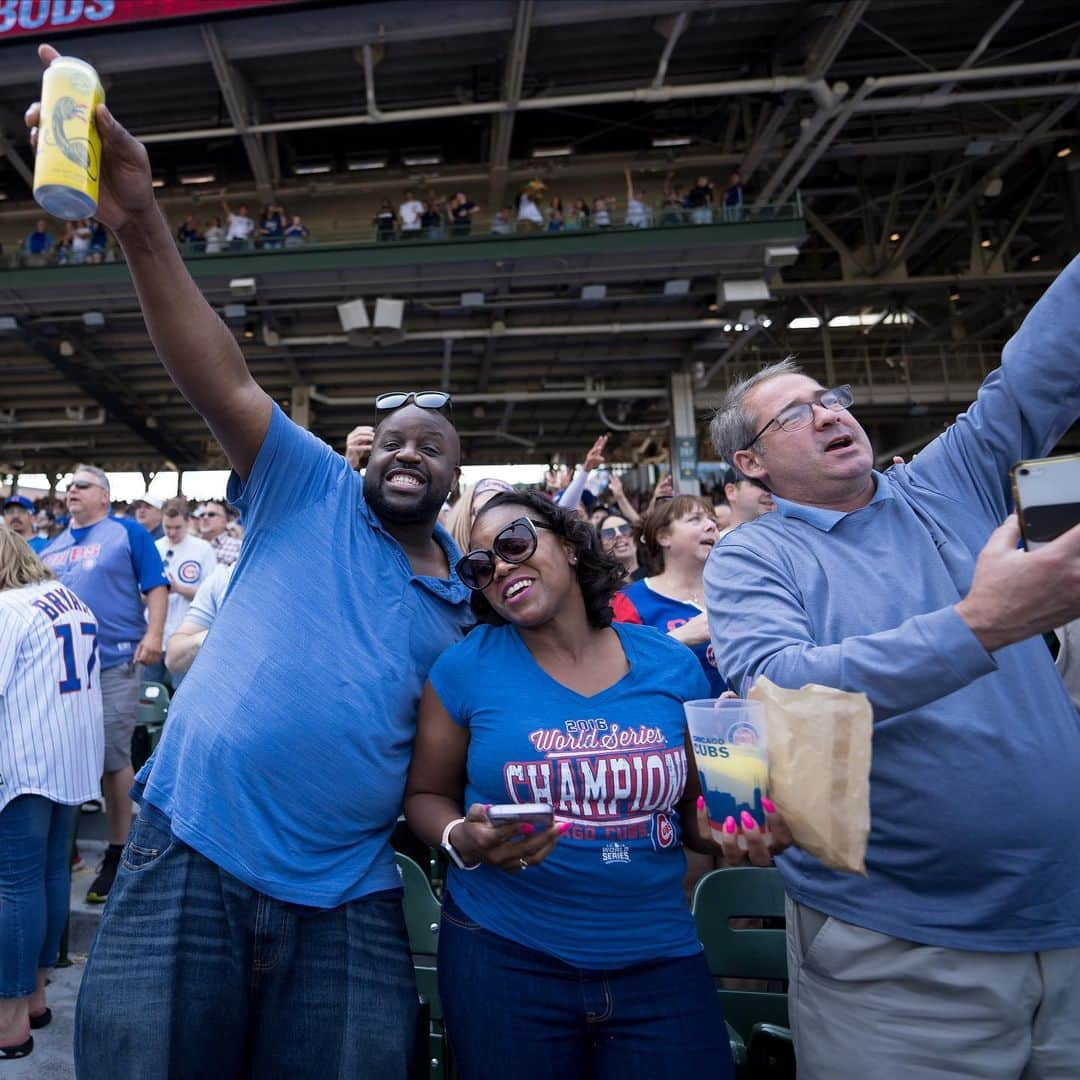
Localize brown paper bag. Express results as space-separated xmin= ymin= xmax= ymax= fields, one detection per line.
xmin=748 ymin=676 xmax=872 ymax=875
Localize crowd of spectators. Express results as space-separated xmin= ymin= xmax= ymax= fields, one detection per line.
xmin=11 ymin=169 xmax=751 ymax=269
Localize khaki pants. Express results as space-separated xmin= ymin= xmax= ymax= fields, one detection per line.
xmin=787 ymin=896 xmax=1080 ymax=1079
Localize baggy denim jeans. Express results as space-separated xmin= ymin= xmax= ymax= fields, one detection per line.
xmin=75 ymin=801 xmax=419 ymax=1079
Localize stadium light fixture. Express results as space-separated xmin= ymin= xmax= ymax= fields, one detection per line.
xmin=1030 ymin=253 xmax=1042 ymax=263
xmin=652 ymin=136 xmax=692 ymax=148
xmin=1056 ymin=146 xmax=1073 ymax=159
xmin=179 ymin=168 xmax=217 ymax=185
xmin=402 ymin=150 xmax=443 ymax=167
xmin=531 ymin=145 xmax=574 ymax=158
xmin=889 ymin=231 xmax=901 ymax=242
xmin=294 ymin=160 xmax=333 ymax=175
xmin=347 ymin=157 xmax=387 ymax=171
xmin=980 ymin=238 xmax=992 ymax=248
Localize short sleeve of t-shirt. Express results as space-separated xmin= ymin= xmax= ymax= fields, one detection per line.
xmin=185 ymin=564 xmax=233 ymax=629
xmin=118 ymin=518 xmax=168 ymax=593
xmin=428 ymin=630 xmax=482 ymax=727
xmin=227 ymin=403 xmax=353 ymax=534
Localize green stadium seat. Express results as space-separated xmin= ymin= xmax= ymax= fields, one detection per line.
xmin=131 ymin=681 xmax=170 ymax=771
xmin=395 ymin=852 xmax=451 ymax=1078
xmin=691 ymin=866 xmax=794 ymax=1078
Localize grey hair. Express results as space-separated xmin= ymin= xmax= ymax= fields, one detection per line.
xmin=709 ymin=357 xmax=803 ymax=463
xmin=72 ymin=463 xmax=110 ymax=492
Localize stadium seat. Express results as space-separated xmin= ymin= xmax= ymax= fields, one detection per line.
xmin=131 ymin=681 xmax=170 ymax=771
xmin=395 ymin=852 xmax=451 ymax=1079
xmin=691 ymin=866 xmax=793 ymax=1078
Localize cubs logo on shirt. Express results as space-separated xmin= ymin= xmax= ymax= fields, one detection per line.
xmin=177 ymin=559 xmax=202 ymax=584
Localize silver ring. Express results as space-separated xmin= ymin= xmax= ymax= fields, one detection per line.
xmin=519 ymin=857 xmax=529 ymax=869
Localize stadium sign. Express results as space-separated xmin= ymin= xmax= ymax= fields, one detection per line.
xmin=0 ymin=0 xmax=303 ymax=39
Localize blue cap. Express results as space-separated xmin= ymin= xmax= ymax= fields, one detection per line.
xmin=3 ymin=495 xmax=33 ymax=512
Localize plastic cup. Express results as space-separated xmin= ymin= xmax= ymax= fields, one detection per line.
xmin=684 ymin=698 xmax=768 ymax=842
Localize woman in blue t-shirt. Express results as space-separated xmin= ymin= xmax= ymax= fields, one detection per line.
xmin=404 ymin=492 xmax=789 ymax=1080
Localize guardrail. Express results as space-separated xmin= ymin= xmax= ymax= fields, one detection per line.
xmin=2 ymin=198 xmax=804 ymax=270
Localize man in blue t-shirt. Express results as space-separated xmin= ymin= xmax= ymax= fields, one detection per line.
xmin=47 ymin=68 xmax=473 ymax=1080
xmin=705 ymin=258 xmax=1080 ymax=1078
xmin=3 ymin=494 xmax=48 ymax=554
xmin=41 ymin=464 xmax=168 ymax=903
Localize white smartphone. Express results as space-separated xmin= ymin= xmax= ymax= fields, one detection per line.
xmin=485 ymin=803 xmax=555 ymax=829
xmin=1011 ymin=454 xmax=1080 ymax=551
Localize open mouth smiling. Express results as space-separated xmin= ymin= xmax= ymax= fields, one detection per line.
xmin=384 ymin=468 xmax=426 ymax=492
xmin=824 ymin=433 xmax=854 ymax=452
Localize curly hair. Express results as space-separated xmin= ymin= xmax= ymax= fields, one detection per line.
xmin=469 ymin=491 xmax=626 ymax=628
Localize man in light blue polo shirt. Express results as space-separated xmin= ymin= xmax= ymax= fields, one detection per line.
xmin=705 ymin=254 xmax=1080 ymax=1078
xmin=37 ymin=59 xmax=474 ymax=1079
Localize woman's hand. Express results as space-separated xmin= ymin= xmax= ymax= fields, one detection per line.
xmin=26 ymin=44 xmax=157 ymax=234
xmin=695 ymin=796 xmax=794 ymax=867
xmin=583 ymin=433 xmax=610 ymax=472
xmin=452 ymin=804 xmax=568 ymax=875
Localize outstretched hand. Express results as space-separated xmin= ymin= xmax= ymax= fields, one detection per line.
xmin=583 ymin=433 xmax=610 ymax=472
xmin=26 ymin=44 xmax=156 ymax=233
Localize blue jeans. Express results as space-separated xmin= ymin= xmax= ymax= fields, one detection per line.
xmin=75 ymin=802 xmax=419 ymax=1079
xmin=438 ymin=893 xmax=734 ymax=1080
xmin=0 ymin=795 xmax=78 ymax=997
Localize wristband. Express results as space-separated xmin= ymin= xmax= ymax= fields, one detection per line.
xmin=440 ymin=817 xmax=479 ymax=871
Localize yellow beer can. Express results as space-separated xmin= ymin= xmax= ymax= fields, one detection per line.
xmin=33 ymin=56 xmax=105 ymax=221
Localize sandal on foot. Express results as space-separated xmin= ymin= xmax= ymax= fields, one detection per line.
xmin=29 ymin=1009 xmax=51 ymax=1030
xmin=0 ymin=1037 xmax=32 ymax=1060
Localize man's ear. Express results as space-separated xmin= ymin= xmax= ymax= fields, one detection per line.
xmin=733 ymin=448 xmax=768 ymax=485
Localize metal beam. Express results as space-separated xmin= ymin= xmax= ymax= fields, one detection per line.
xmin=201 ymin=24 xmax=274 ymax=202
xmin=651 ymin=11 xmax=690 ymax=89
xmin=935 ymin=1 xmax=1025 ymax=96
xmin=488 ymin=0 xmax=535 ymax=210
xmin=885 ymin=94 xmax=1080 ymax=271
xmin=17 ymin=330 xmax=201 ymax=465
xmin=696 ymin=324 xmax=766 ymax=388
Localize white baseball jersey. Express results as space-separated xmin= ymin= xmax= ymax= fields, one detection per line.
xmin=155 ymin=533 xmax=217 ymax=643
xmin=0 ymin=581 xmax=105 ymax=811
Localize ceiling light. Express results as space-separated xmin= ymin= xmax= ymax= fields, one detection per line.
xmin=980 ymin=238 xmax=992 ymax=248
xmin=707 ymin=303 xmax=719 ymax=312
xmin=242 ymin=321 xmax=256 ymax=340
xmin=82 ymin=311 xmax=105 ymax=328
xmin=0 ymin=192 xmax=9 ymax=201
xmin=581 ymin=284 xmax=607 ymax=301
xmin=948 ymin=286 xmax=960 ymax=302
xmin=652 ymin=136 xmax=693 ymax=148
xmin=531 ymin=145 xmax=574 ymax=158
xmin=760 ymin=317 xmax=772 ymax=328
xmin=889 ymin=231 xmax=901 ymax=242
xmin=59 ymin=339 xmax=76 ymax=356
xmin=347 ymin=157 xmax=387 ymax=171
xmin=151 ymin=174 xmax=166 ymax=189
xmin=294 ymin=161 xmax=333 ymax=175
xmin=0 ymin=316 xmax=19 ymax=332
xmin=1030 ymin=253 xmax=1042 ymax=263
xmin=983 ymin=176 xmax=1003 ymax=198
xmin=1056 ymin=146 xmax=1073 ymax=159
xmin=223 ymin=303 xmax=246 ymax=322
xmin=402 ymin=151 xmax=443 ymax=166
xmin=723 ymin=323 xmax=733 ymax=332
xmin=734 ymin=323 xmax=745 ymax=332
xmin=788 ymin=316 xmax=821 ymax=330
xmin=229 ymin=277 xmax=257 ymax=299
xmin=461 ymin=291 xmax=485 ymax=307
xmin=663 ymin=279 xmax=691 ymax=296
xmin=179 ymin=169 xmax=217 ymax=185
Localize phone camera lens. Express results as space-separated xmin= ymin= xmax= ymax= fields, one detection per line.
xmin=1018 ymin=468 xmax=1030 ymax=476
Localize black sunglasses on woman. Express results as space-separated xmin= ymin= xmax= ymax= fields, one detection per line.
xmin=455 ymin=516 xmax=553 ymax=590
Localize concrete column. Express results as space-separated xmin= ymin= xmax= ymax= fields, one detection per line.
xmin=291 ymin=385 xmax=311 ymax=430
xmin=669 ymin=370 xmax=701 ymax=495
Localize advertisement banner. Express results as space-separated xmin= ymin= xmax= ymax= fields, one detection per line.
xmin=0 ymin=0 xmax=305 ymax=41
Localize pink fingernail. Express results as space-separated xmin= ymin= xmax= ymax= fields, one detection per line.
xmin=741 ymin=811 xmax=757 ymax=831
xmin=696 ymin=795 xmax=705 ymax=811
xmin=724 ymin=816 xmax=738 ymax=835
xmin=762 ymin=797 xmax=776 ymax=814
xmin=558 ymin=822 xmax=572 ymax=834
xmin=519 ymin=823 xmax=535 ymax=835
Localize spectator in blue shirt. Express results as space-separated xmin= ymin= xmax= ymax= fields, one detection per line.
xmin=406 ymin=492 xmax=790 ymax=1079
xmin=21 ymin=219 xmax=54 ymax=259
xmin=704 ymin=254 xmax=1080 ymax=1078
xmin=3 ymin=495 xmax=48 ymax=554
xmin=40 ymin=465 xmax=168 ymax=904
xmin=36 ymin=70 xmax=474 ymax=1080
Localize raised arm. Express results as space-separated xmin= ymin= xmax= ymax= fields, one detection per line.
xmin=26 ymin=45 xmax=271 ymax=480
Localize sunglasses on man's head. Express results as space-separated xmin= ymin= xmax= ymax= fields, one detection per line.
xmin=599 ymin=523 xmax=633 ymax=540
xmin=456 ymin=516 xmax=553 ymax=591
xmin=375 ymin=390 xmax=452 ymax=415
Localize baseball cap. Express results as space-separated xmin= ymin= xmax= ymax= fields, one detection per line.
xmin=3 ymin=495 xmax=33 ymax=512
xmin=131 ymin=492 xmax=164 ymax=510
